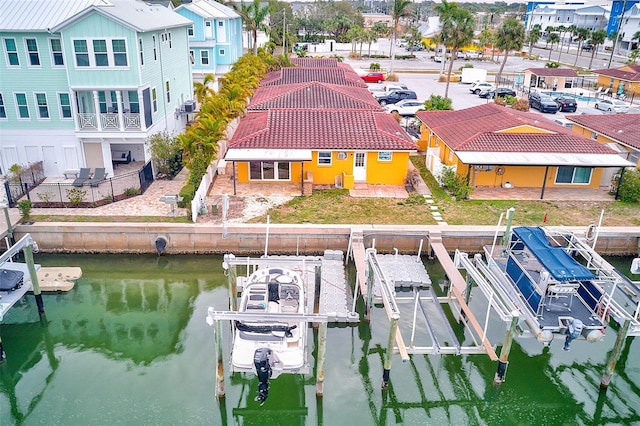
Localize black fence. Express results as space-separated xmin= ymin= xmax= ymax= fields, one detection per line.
xmin=5 ymin=161 xmax=154 ymax=208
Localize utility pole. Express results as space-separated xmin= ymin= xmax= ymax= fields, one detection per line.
xmin=283 ymin=9 xmax=286 ymax=54
xmin=607 ymin=0 xmax=629 ymax=68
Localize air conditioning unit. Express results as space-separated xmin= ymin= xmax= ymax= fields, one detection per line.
xmin=183 ymin=100 xmax=196 ymax=113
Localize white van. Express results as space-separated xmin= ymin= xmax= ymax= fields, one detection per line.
xmin=553 ymin=118 xmax=573 ymax=129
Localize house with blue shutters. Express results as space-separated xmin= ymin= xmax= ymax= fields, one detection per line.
xmin=175 ymin=0 xmax=243 ymax=78
xmin=0 ymin=0 xmax=194 ymax=179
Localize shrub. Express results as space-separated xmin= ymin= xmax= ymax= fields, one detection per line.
xmin=618 ymin=168 xmax=640 ymax=203
xmin=400 ymin=194 xmax=426 ymax=206
xmin=369 ymin=62 xmax=380 ymax=70
xmin=459 ymin=63 xmax=474 ymax=70
xmin=17 ymin=199 xmax=33 ymax=219
xmin=124 ymin=187 xmax=140 ymax=197
xmin=36 ymin=192 xmax=53 ymax=203
xmin=438 ymin=166 xmax=473 ymax=200
xmin=423 ymin=95 xmax=453 ymax=111
xmin=512 ymin=98 xmax=530 ymax=111
xmin=66 ymin=188 xmax=87 ymax=205
xmin=178 ymin=183 xmax=195 ymax=209
xmin=386 ymin=73 xmax=399 ymax=82
xmin=494 ymin=97 xmax=507 ymax=106
xmin=348 ymin=52 xmax=361 ymax=59
xmin=545 ymin=61 xmax=560 ymax=68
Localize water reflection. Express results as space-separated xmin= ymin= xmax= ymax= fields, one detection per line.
xmin=0 ymin=254 xmax=638 ymax=425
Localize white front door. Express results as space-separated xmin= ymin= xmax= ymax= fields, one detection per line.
xmin=205 ymin=21 xmax=213 ymax=39
xmin=353 ymin=152 xmax=366 ymax=182
xmin=42 ymin=146 xmax=57 ymax=176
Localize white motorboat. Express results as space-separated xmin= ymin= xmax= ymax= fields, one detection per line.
xmin=231 ymin=266 xmax=307 ymax=403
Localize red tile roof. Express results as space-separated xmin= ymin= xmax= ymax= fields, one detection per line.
xmin=260 ymin=67 xmax=367 ymax=87
xmin=229 ymin=109 xmax=416 ymax=151
xmin=592 ymin=65 xmax=640 ymax=82
xmin=291 ymin=57 xmax=339 ymax=68
xmin=248 ymin=82 xmax=383 ymax=111
xmin=525 ymin=68 xmax=578 ymax=77
xmin=415 ymin=103 xmax=613 ymax=154
xmin=566 ymin=114 xmax=640 ymax=149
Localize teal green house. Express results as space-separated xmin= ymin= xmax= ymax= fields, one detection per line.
xmin=175 ymin=0 xmax=243 ymax=78
xmin=0 ymin=0 xmax=194 ymax=179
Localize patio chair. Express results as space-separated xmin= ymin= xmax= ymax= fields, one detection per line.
xmin=72 ymin=168 xmax=92 ymax=187
xmin=88 ymin=168 xmax=106 ymax=187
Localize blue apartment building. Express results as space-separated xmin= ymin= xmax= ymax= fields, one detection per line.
xmin=0 ymin=0 xmax=194 ymax=179
xmin=175 ymin=0 xmax=243 ymax=77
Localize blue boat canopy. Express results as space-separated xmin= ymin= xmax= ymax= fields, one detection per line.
xmin=511 ymin=227 xmax=595 ymax=281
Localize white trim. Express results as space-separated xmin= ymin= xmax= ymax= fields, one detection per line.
xmin=0 ymin=92 xmax=7 ymax=120
xmin=71 ymin=37 xmax=130 ymax=69
xmin=33 ymin=92 xmax=50 ymax=120
xmin=554 ymin=166 xmax=593 ymax=185
xmin=23 ymin=37 xmax=41 ymax=68
xmin=49 ymin=37 xmax=65 ymax=67
xmin=455 ymin=151 xmax=635 ymax=168
xmin=378 ymin=151 xmax=393 ymax=162
xmin=3 ymin=37 xmax=20 ymax=68
xmin=57 ymin=92 xmax=73 ymax=120
xmin=14 ymin=92 xmax=30 ymax=120
xmin=225 ymin=148 xmax=312 ymax=161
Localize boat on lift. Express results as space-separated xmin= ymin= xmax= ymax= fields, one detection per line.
xmin=484 ymin=226 xmax=608 ymax=350
xmin=231 ymin=266 xmax=308 ymax=404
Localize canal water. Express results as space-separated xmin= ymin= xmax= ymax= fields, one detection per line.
xmin=1 ymin=254 xmax=639 ymax=425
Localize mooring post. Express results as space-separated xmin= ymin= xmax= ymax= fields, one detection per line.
xmin=601 ymin=319 xmax=630 ymax=389
xmin=494 ymin=312 xmax=520 ymax=384
xmin=226 ymin=256 xmax=237 ymax=311
xmin=23 ymin=243 xmax=44 ymax=314
xmin=313 ymin=265 xmax=322 ymax=329
xmin=459 ymin=274 xmax=473 ymax=322
xmin=366 ymin=260 xmax=374 ymax=322
xmin=501 ymin=207 xmax=516 ymax=246
xmin=214 ymin=319 xmax=225 ymax=398
xmin=382 ymin=314 xmax=399 ymax=390
xmin=316 ymin=322 xmax=328 ymax=396
xmin=1 ymin=203 xmax=14 ymax=246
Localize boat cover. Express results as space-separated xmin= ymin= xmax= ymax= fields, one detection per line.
xmin=511 ymin=227 xmax=595 ymax=281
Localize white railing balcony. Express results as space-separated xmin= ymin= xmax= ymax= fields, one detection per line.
xmin=77 ymin=112 xmax=142 ymax=132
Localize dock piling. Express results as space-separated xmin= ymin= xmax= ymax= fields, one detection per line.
xmin=214 ymin=319 xmax=225 ymax=398
xmin=382 ymin=315 xmax=399 ymax=389
xmin=494 ymin=312 xmax=520 ymax=384
xmin=316 ymin=322 xmax=328 ymax=396
xmin=600 ymin=319 xmax=630 ymax=389
xmin=23 ymin=243 xmax=44 ymax=314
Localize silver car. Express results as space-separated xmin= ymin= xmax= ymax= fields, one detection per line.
xmin=384 ymin=99 xmax=425 ymax=116
xmin=594 ymin=99 xmax=629 ymax=113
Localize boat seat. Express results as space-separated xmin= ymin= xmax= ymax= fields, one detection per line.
xmin=281 ymin=304 xmax=297 ymax=313
xmin=246 ymin=303 xmax=265 ymax=311
xmin=268 ymin=301 xmax=280 ymax=313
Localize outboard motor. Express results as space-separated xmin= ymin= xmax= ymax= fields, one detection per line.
xmin=254 ymin=348 xmax=273 ymax=405
xmin=563 ymin=318 xmax=583 ymax=351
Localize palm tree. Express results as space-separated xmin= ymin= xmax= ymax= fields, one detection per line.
xmin=389 ymin=0 xmax=413 ymax=74
xmin=547 ymin=32 xmax=560 ymax=61
xmin=234 ymin=0 xmax=271 ymax=54
xmin=566 ymin=25 xmax=577 ymax=53
xmin=632 ymin=30 xmax=640 ymax=50
xmin=573 ymin=28 xmax=590 ymax=66
xmin=434 ymin=0 xmax=458 ymax=70
xmin=495 ymin=18 xmax=525 ymax=87
xmin=588 ymin=29 xmax=607 ymax=69
xmin=526 ymin=25 xmax=541 ymax=58
xmin=193 ymin=74 xmax=216 ymax=105
xmin=478 ymin=29 xmax=495 ymax=61
xmin=544 ymin=25 xmax=555 ymax=48
xmin=439 ymin=8 xmax=475 ymax=98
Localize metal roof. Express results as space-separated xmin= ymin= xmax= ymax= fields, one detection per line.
xmin=0 ymin=0 xmax=101 ymax=31
xmin=177 ymin=0 xmax=239 ymax=19
xmin=455 ymin=152 xmax=635 ymax=167
xmin=1 ymin=0 xmax=192 ymax=33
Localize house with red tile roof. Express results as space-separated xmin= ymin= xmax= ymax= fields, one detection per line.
xmin=415 ymin=103 xmax=633 ymax=199
xmin=567 ymin=114 xmax=640 ymax=167
xmin=222 ymin=58 xmax=417 ymax=193
xmin=591 ymin=65 xmax=640 ymax=99
xmin=524 ymin=68 xmax=578 ymax=91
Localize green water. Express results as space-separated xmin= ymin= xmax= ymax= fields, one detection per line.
xmin=1 ymin=254 xmax=639 ymax=425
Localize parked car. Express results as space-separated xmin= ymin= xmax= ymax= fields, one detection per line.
xmin=372 ymin=83 xmax=410 ymax=98
xmin=361 ymin=72 xmax=386 ymax=83
xmin=552 ymin=95 xmax=577 ymax=112
xmin=581 ymin=44 xmax=594 ymax=51
xmin=553 ymin=118 xmax=573 ymax=129
xmin=465 ymin=50 xmax=481 ymax=60
xmin=469 ymin=82 xmax=494 ymax=94
xmin=528 ymin=92 xmax=559 ymax=113
xmin=594 ymin=99 xmax=629 ymax=113
xmin=384 ymin=99 xmax=425 ymax=116
xmin=456 ymin=51 xmax=467 ymax=59
xmin=377 ymin=90 xmax=417 ymax=106
xmin=479 ymin=87 xmax=516 ymax=99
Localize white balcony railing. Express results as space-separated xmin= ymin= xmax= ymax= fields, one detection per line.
xmin=77 ymin=112 xmax=142 ymax=132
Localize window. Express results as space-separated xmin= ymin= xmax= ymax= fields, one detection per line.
xmin=166 ymin=80 xmax=170 ymax=103
xmin=153 ymin=36 xmax=157 ymax=60
xmin=4 ymin=38 xmax=19 ymax=66
xmin=555 ymin=166 xmax=592 ymax=184
xmin=591 ymin=131 xmax=597 ymax=140
xmin=34 ymin=93 xmax=49 ymax=118
xmin=15 ymin=93 xmax=29 ymax=118
xmin=249 ymin=161 xmax=290 ymax=180
xmin=0 ymin=93 xmax=6 ymax=118
xmin=74 ymin=40 xmax=89 ymax=66
xmin=25 ymin=38 xmax=40 ymax=66
xmin=201 ymin=50 xmax=209 ymax=65
xmin=93 ymin=39 xmax=108 ymax=66
xmin=112 ymin=39 xmax=127 ymax=66
xmin=219 ymin=49 xmax=226 ymax=56
xmin=189 ymin=50 xmax=195 ymax=64
xmin=58 ymin=93 xmax=72 ymax=119
xmin=218 ymin=21 xmax=223 ymax=27
xmin=378 ymin=152 xmax=392 ymax=162
xmin=139 ymin=38 xmax=144 ymax=65
xmin=318 ymin=152 xmax=332 ymax=165
xmin=168 ymin=33 xmax=172 ymax=48
xmin=98 ymin=91 xmax=108 ymax=113
xmin=128 ymin=91 xmax=139 ymax=113
xmin=152 ymin=87 xmax=157 ymax=112
xmin=50 ymin=39 xmax=64 ymax=65
xmin=188 ymin=26 xmax=194 ymax=37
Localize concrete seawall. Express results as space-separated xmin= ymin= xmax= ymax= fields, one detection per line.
xmin=15 ymin=223 xmax=640 ymax=255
